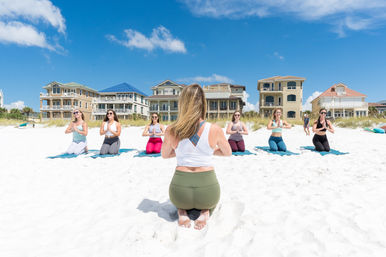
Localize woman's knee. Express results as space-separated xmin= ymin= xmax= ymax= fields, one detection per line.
xmin=269 ymin=140 xmax=278 ymax=151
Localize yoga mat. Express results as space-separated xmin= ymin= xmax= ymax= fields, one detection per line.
xmin=232 ymin=150 xmax=256 ymax=156
xmin=90 ymin=148 xmax=135 ymax=159
xmin=134 ymin=151 xmax=162 ymax=158
xmin=47 ymin=150 xmax=98 ymax=159
xmin=255 ymin=146 xmax=299 ymax=156
xmin=301 ymin=146 xmax=348 ymax=156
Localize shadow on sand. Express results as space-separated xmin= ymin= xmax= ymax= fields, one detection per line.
xmin=137 ymin=199 xmax=178 ymax=222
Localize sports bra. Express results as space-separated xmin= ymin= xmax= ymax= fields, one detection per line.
xmin=73 ymin=124 xmax=86 ymax=142
xmin=149 ymin=123 xmax=162 ymax=138
xmin=272 ymin=120 xmax=283 ymax=133
xmin=229 ymin=122 xmax=243 ymax=141
xmin=175 ymin=122 xmax=214 ymax=167
xmin=316 ymin=119 xmax=328 ymax=132
xmin=104 ymin=121 xmax=117 ymax=137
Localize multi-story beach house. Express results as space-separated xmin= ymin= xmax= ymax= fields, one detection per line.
xmin=258 ymin=76 xmax=305 ymax=120
xmin=0 ymin=89 xmax=3 ymax=108
xmin=40 ymin=82 xmax=98 ymax=120
xmin=146 ymin=80 xmax=186 ymax=121
xmin=369 ymin=100 xmax=386 ymax=114
xmin=203 ymin=83 xmax=246 ymax=119
xmin=92 ymin=83 xmax=149 ymax=120
xmin=311 ymin=83 xmax=368 ymax=118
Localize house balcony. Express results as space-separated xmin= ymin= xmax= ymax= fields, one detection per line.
xmin=93 ymin=108 xmax=134 ymax=114
xmin=93 ymin=98 xmax=134 ymax=103
xmin=260 ymin=89 xmax=283 ymax=93
xmin=40 ymin=92 xmax=79 ymax=98
xmin=321 ymin=102 xmax=368 ymax=109
xmin=40 ymin=105 xmax=73 ymax=111
xmin=150 ymin=107 xmax=159 ymax=112
xmin=260 ymin=102 xmax=283 ymax=108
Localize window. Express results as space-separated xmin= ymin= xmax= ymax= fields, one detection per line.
xmin=220 ymin=101 xmax=227 ymax=110
xmin=52 ymin=85 xmax=61 ymax=94
xmin=265 ymin=96 xmax=274 ymax=106
xmin=79 ymin=101 xmax=82 ymax=108
xmin=86 ymin=91 xmax=89 ymax=97
xmin=129 ymin=94 xmax=133 ymax=98
xmin=171 ymin=115 xmax=177 ymax=121
xmin=278 ymin=83 xmax=282 ymax=91
xmin=287 ymin=95 xmax=296 ymax=101
xmin=134 ymin=94 xmax=137 ymax=101
xmin=230 ymin=101 xmax=237 ymax=110
xmin=210 ymin=101 xmax=217 ymax=110
xmin=287 ymin=81 xmax=296 ymax=89
xmin=85 ymin=103 xmax=88 ymax=109
xmin=141 ymin=107 xmax=143 ymax=114
xmin=79 ymin=89 xmax=82 ymax=95
xmin=134 ymin=105 xmax=137 ymax=112
xmin=263 ymin=83 xmax=270 ymax=91
xmin=162 ymin=115 xmax=169 ymax=121
xmin=141 ymin=96 xmax=143 ymax=103
xmin=287 ymin=111 xmax=296 ymax=118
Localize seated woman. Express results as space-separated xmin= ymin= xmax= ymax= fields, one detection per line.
xmin=226 ymin=111 xmax=248 ymax=152
xmin=162 ymin=84 xmax=231 ymax=230
xmin=267 ymin=108 xmax=291 ymax=151
xmin=99 ymin=109 xmax=121 ymax=155
xmin=312 ymin=108 xmax=334 ymax=152
xmin=142 ymin=113 xmax=165 ymax=154
xmin=65 ymin=109 xmax=88 ymax=154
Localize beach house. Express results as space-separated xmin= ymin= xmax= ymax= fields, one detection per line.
xmin=146 ymin=80 xmax=186 ymax=121
xmin=369 ymin=100 xmax=386 ymax=114
xmin=258 ymin=76 xmax=305 ymax=120
xmin=92 ymin=83 xmax=149 ymax=120
xmin=40 ymin=82 xmax=98 ymax=120
xmin=0 ymin=89 xmax=3 ymax=108
xmin=311 ymin=83 xmax=368 ymax=118
xmin=203 ymin=83 xmax=246 ymax=119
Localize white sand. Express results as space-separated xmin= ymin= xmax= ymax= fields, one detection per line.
xmin=1 ymin=125 xmax=386 ymax=257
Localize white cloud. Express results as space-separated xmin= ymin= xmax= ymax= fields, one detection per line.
xmin=108 ymin=26 xmax=186 ymax=53
xmin=303 ymin=91 xmax=322 ymax=111
xmin=5 ymin=100 xmax=25 ymax=110
xmin=273 ymin=51 xmax=284 ymax=60
xmin=0 ymin=0 xmax=65 ymax=50
xmin=179 ymin=0 xmax=386 ymax=35
xmin=177 ymin=73 xmax=233 ymax=84
xmin=242 ymin=92 xmax=259 ymax=112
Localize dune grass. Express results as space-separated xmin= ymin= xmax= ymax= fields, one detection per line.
xmin=0 ymin=118 xmax=27 ymax=126
xmin=334 ymin=117 xmax=386 ymax=129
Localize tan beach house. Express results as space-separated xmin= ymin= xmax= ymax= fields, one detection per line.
xmin=311 ymin=83 xmax=368 ymax=118
xmin=40 ymin=81 xmax=98 ymax=120
xmin=258 ymin=76 xmax=305 ymax=120
xmin=92 ymin=83 xmax=149 ymax=120
xmin=204 ymin=83 xmax=246 ymax=119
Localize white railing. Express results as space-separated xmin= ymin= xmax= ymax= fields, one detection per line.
xmin=40 ymin=93 xmax=79 ymax=97
xmin=261 ymin=88 xmax=282 ymax=92
xmin=263 ymin=102 xmax=282 ymax=107
xmin=93 ymin=109 xmax=133 ymax=114
xmin=322 ymin=102 xmax=368 ymax=109
xmin=93 ymin=98 xmax=134 ymax=103
xmin=41 ymin=105 xmax=73 ymax=110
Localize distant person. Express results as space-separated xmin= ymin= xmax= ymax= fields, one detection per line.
xmin=162 ymin=84 xmax=231 ymax=230
xmin=267 ymin=108 xmax=291 ymax=151
xmin=226 ymin=110 xmax=248 ymax=152
xmin=312 ymin=108 xmax=334 ymax=152
xmin=142 ymin=113 xmax=165 ymax=154
xmin=303 ymin=114 xmax=310 ymax=136
xmin=65 ymin=109 xmax=88 ymax=154
xmin=99 ymin=110 xmax=121 ymax=155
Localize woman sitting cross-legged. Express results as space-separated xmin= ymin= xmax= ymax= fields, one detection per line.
xmin=142 ymin=113 xmax=165 ymax=154
xmin=161 ymin=84 xmax=231 ymax=230
xmin=99 ymin=109 xmax=121 ymax=155
xmin=267 ymin=108 xmax=291 ymax=152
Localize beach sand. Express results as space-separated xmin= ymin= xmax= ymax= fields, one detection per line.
xmin=0 ymin=125 xmax=386 ymax=257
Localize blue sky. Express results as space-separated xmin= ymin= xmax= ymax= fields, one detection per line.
xmin=1 ymin=0 xmax=386 ymax=111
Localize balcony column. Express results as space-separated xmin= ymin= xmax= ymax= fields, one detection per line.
xmin=49 ymin=99 xmax=53 ymax=109
xmin=217 ymin=100 xmax=220 ymax=119
xmin=60 ymin=99 xmax=63 ymax=108
xmin=168 ymin=100 xmax=170 ymax=121
xmin=227 ymin=100 xmax=230 ymax=118
xmin=343 ymin=108 xmax=345 ymax=118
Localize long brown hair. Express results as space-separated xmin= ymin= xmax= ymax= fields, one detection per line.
xmin=272 ymin=108 xmax=282 ymax=120
xmin=169 ymin=84 xmax=207 ymax=140
xmin=103 ymin=109 xmax=119 ymax=122
xmin=73 ymin=109 xmax=84 ymax=122
xmin=232 ymin=110 xmax=241 ymax=122
xmin=149 ymin=113 xmax=160 ymax=125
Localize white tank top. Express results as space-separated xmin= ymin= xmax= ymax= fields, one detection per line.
xmin=175 ymin=122 xmax=214 ymax=167
xmin=104 ymin=121 xmax=117 ymax=137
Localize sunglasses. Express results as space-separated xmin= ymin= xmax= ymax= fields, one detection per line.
xmin=73 ymin=111 xmax=79 ymax=115
xmin=320 ymin=112 xmax=327 ymax=114
xmin=234 ymin=114 xmax=240 ymax=116
xmin=107 ymin=112 xmax=114 ymax=115
xmin=152 ymin=116 xmax=158 ymax=118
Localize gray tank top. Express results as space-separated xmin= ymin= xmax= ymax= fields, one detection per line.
xmin=149 ymin=123 xmax=162 ymax=138
xmin=229 ymin=122 xmax=243 ymax=141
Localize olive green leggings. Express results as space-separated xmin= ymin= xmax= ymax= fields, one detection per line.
xmin=169 ymin=170 xmax=220 ymax=213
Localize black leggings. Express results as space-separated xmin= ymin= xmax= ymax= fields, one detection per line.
xmin=312 ymin=134 xmax=330 ymax=152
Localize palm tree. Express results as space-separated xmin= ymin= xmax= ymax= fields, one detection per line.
xmin=368 ymin=106 xmax=378 ymax=117
xmin=22 ymin=107 xmax=33 ymax=118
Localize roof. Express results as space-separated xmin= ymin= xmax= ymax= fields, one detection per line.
xmin=258 ymin=75 xmax=306 ymax=83
xmin=311 ymin=83 xmax=367 ymax=103
xmin=43 ymin=81 xmax=98 ymax=93
xmin=206 ymin=83 xmax=246 ymax=90
xmin=99 ymin=82 xmax=148 ymax=96
xmin=377 ymin=100 xmax=386 ymax=104
xmin=151 ymin=80 xmax=186 ymax=89
xmin=369 ymin=102 xmax=386 ymax=107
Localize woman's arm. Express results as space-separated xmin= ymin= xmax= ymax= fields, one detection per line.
xmin=226 ymin=122 xmax=236 ymax=134
xmin=74 ymin=122 xmax=88 ymax=136
xmin=65 ymin=122 xmax=74 ymax=134
xmin=283 ymin=120 xmax=291 ymax=129
xmin=100 ymin=122 xmax=106 ymax=135
xmin=213 ymin=125 xmax=232 ymax=156
xmin=267 ymin=120 xmax=274 ymax=130
xmin=155 ymin=124 xmax=165 ymax=136
xmin=240 ymin=122 xmax=249 ymax=135
xmin=327 ymin=120 xmax=335 ymax=133
xmin=142 ymin=125 xmax=150 ymax=137
xmin=161 ymin=127 xmax=176 ymax=158
xmin=109 ymin=122 xmax=121 ymax=137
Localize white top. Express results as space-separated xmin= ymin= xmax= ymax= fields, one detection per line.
xmin=175 ymin=122 xmax=214 ymax=167
xmin=104 ymin=121 xmax=117 ymax=137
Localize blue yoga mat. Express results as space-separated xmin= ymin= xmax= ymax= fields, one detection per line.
xmin=90 ymin=148 xmax=135 ymax=159
xmin=232 ymin=150 xmax=256 ymax=156
xmin=134 ymin=151 xmax=162 ymax=158
xmin=47 ymin=150 xmax=98 ymax=159
xmin=255 ymin=146 xmax=300 ymax=156
xmin=301 ymin=146 xmax=348 ymax=156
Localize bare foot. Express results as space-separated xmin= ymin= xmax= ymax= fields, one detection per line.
xmin=194 ymin=210 xmax=209 ymax=230
xmin=178 ymin=209 xmax=191 ymax=228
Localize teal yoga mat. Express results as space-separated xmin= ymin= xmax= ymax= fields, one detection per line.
xmin=232 ymin=150 xmax=257 ymax=156
xmin=301 ymin=146 xmax=348 ymax=156
xmin=134 ymin=151 xmax=162 ymax=157
xmin=90 ymin=148 xmax=135 ymax=158
xmin=255 ymin=146 xmax=300 ymax=156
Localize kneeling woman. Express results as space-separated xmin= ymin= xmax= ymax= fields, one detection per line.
xmin=312 ymin=108 xmax=334 ymax=152
xmin=267 ymin=108 xmax=291 ymax=151
xmin=226 ymin=110 xmax=248 ymax=152
xmin=99 ymin=110 xmax=121 ymax=155
xmin=142 ymin=113 xmax=165 ymax=154
xmin=65 ymin=109 xmax=88 ymax=154
xmin=162 ymin=84 xmax=231 ymax=230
